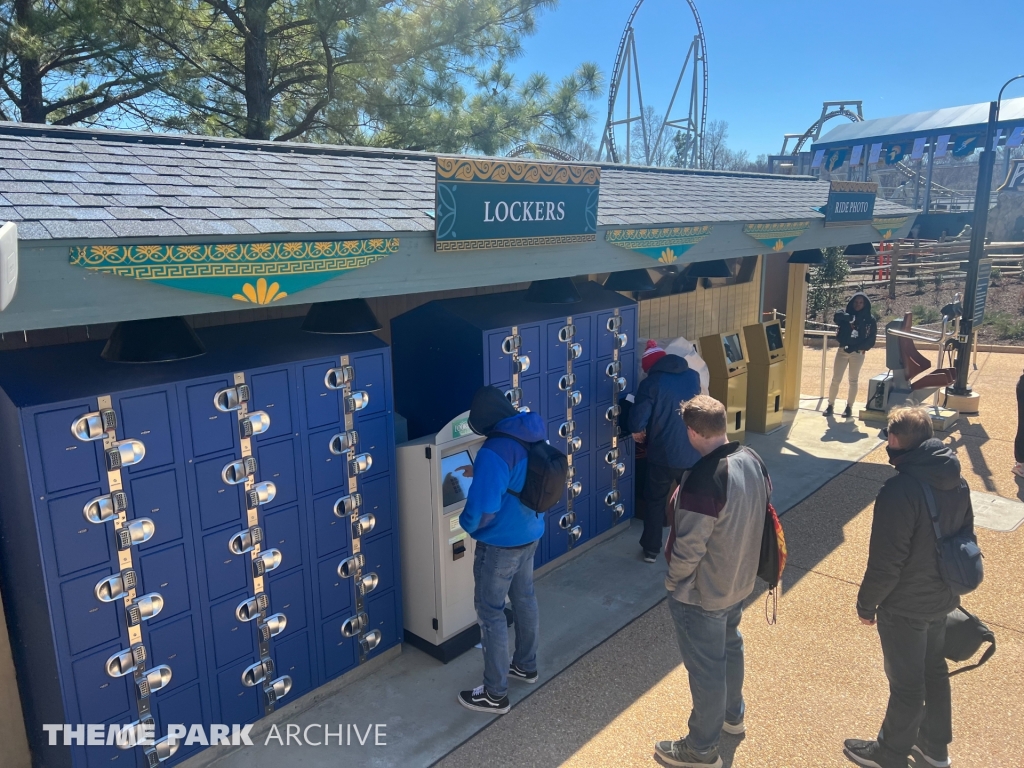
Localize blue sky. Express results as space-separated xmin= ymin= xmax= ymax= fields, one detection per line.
xmin=509 ymin=0 xmax=1024 ymax=158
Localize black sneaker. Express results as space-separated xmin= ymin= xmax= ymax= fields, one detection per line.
xmin=912 ymin=743 xmax=951 ymax=768
xmin=643 ymin=550 xmax=658 ymax=563
xmin=458 ymin=685 xmax=510 ymax=714
xmin=508 ymin=663 xmax=538 ymax=684
xmin=843 ymin=404 xmax=853 ymax=418
xmin=654 ymin=738 xmax=723 ymax=767
xmin=843 ymin=739 xmax=908 ymax=768
xmin=824 ymin=404 xmax=835 ymax=417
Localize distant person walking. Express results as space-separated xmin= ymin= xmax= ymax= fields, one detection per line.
xmin=628 ymin=340 xmax=701 ymax=563
xmin=1014 ymin=370 xmax=1024 ymax=478
xmin=845 ymin=407 xmax=975 ymax=768
xmin=655 ymin=395 xmax=768 ymax=768
xmin=825 ymin=292 xmax=877 ymax=419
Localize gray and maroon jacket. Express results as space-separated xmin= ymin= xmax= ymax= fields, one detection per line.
xmin=665 ymin=443 xmax=767 ymax=611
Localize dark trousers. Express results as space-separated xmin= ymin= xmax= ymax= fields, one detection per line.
xmin=641 ymin=463 xmax=683 ymax=554
xmin=1015 ymin=373 xmax=1024 ymax=463
xmin=876 ymin=608 xmax=952 ymax=762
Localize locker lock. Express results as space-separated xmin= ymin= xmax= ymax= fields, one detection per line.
xmin=258 ymin=613 xmax=287 ymax=641
xmin=228 ymin=525 xmax=263 ymax=555
xmin=357 ymin=572 xmax=379 ymax=597
xmin=504 ymin=387 xmax=523 ymax=405
xmin=83 ymin=491 xmax=127 ymax=524
xmin=566 ymin=436 xmax=582 ymax=455
xmin=567 ymin=525 xmax=583 ymax=545
xmin=329 ymin=430 xmax=359 ymax=455
xmin=348 ymin=452 xmax=373 ymax=476
xmin=612 ymin=376 xmax=627 ymax=395
xmin=333 ymin=493 xmax=362 ymax=518
xmin=94 ymin=569 xmax=137 ymax=602
xmin=264 ymin=675 xmax=293 ymax=706
xmin=116 ymin=518 xmax=156 ymax=550
xmin=613 ymin=461 xmax=626 ymax=478
xmin=239 ymin=410 xmax=271 ymax=438
xmin=569 ymin=342 xmax=583 ymax=360
xmin=604 ymin=448 xmax=620 ymax=464
xmin=221 ymin=456 xmax=257 ymax=485
xmin=113 ymin=718 xmax=153 ymax=750
xmin=558 ymin=373 xmax=577 ymax=391
xmin=213 ymin=384 xmax=250 ymax=412
xmin=345 ymin=391 xmax=370 ymax=413
xmin=351 ymin=513 xmax=376 ymax=539
xmin=557 ymin=324 xmax=576 ymax=343
xmin=144 ymin=735 xmax=180 ymax=766
xmin=612 ymin=503 xmax=625 ymax=521
xmin=613 ymin=332 xmax=629 ymax=350
xmin=105 ymin=644 xmax=146 ymax=678
xmin=126 ymin=593 xmax=164 ymax=626
xmin=566 ymin=464 xmax=576 ymax=480
xmin=252 ymin=548 xmax=283 ymax=578
xmin=606 ymin=315 xmax=622 ymax=332
xmin=605 ymin=405 xmax=621 ymax=422
xmin=246 ymin=481 xmax=277 ymax=509
xmin=71 ymin=409 xmax=116 ymax=441
xmin=106 ymin=439 xmax=146 ymax=470
xmin=512 ymin=355 xmax=531 ymax=375
xmin=137 ymin=665 xmax=173 ymax=698
xmin=568 ymin=390 xmax=583 ymax=408
xmin=241 ymin=659 xmax=273 ymax=687
xmin=558 ymin=420 xmax=575 ymax=438
xmin=337 ymin=553 xmax=365 ymax=579
xmin=341 ymin=612 xmax=369 ymax=638
xmin=568 ymin=481 xmax=583 ymax=499
xmin=558 ymin=511 xmax=577 ymax=530
xmin=360 ymin=629 xmax=382 ymax=654
xmin=605 ymin=360 xmax=621 ymax=378
xmin=501 ymin=334 xmax=521 ymax=354
xmin=604 ymin=490 xmax=621 ymax=507
xmin=324 ymin=365 xmax=355 ymax=390
xmin=235 ymin=593 xmax=269 ymax=622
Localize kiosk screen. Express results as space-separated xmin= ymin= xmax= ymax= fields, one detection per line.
xmin=765 ymin=324 xmax=784 ymax=351
xmin=441 ymin=451 xmax=474 ymax=508
xmin=723 ymin=333 xmax=744 ymax=364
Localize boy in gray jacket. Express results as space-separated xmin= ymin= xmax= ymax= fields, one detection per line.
xmin=655 ymin=395 xmax=768 ymax=768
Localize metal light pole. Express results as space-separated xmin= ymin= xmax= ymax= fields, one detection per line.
xmin=950 ymin=75 xmax=1024 ymax=396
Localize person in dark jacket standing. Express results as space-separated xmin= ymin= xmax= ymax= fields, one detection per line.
xmin=628 ymin=340 xmax=702 ymax=562
xmin=457 ymin=386 xmax=546 ymax=715
xmin=826 ymin=291 xmax=877 ymax=419
xmin=844 ymin=407 xmax=975 ymax=768
xmin=1014 ymin=369 xmax=1024 ymax=478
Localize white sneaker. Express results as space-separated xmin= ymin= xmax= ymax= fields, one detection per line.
xmin=721 ymin=719 xmax=745 ymax=735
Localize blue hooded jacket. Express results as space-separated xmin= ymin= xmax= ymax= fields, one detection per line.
xmin=459 ymin=411 xmax=547 ymax=547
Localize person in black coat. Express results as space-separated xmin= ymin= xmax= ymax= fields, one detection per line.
xmin=844 ymin=407 xmax=975 ymax=768
xmin=627 ymin=340 xmax=701 ymax=562
xmin=826 ymin=292 xmax=877 ymax=419
xmin=1014 ymin=370 xmax=1024 ymax=478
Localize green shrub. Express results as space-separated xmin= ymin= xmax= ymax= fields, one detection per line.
xmin=915 ymin=277 xmax=926 ymax=295
xmin=912 ymin=304 xmax=940 ymax=325
xmin=985 ymin=311 xmax=1024 ymax=340
xmin=991 ymin=267 xmax=1002 ymax=284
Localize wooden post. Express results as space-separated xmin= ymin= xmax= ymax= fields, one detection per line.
xmin=782 ymin=262 xmax=808 ymax=410
xmin=888 ymin=240 xmax=900 ymax=299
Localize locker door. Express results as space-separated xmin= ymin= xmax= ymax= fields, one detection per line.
xmin=360 ymin=474 xmax=393 ymax=540
xmin=361 ymin=533 xmax=396 ymax=596
xmin=302 ymin=362 xmax=340 ymax=428
xmin=130 ymin=470 xmax=183 ymax=550
xmin=308 ymin=426 xmax=345 ymax=495
xmin=520 ymin=375 xmax=542 ymax=414
xmin=202 ymin=529 xmax=248 ymax=601
xmin=597 ymin=309 xmax=635 ymax=357
xmin=267 ymin=569 xmax=307 ymax=638
xmin=49 ymin=488 xmax=113 ymax=577
xmin=485 ymin=328 xmax=513 ymax=386
xmin=545 ymin=361 xmax=590 ymax=416
xmin=321 ymin=617 xmax=358 ymax=679
xmin=216 ymin=658 xmax=261 ymax=726
xmin=152 ymin=683 xmax=206 ymax=762
xmin=79 ymin=716 xmax=142 ymax=768
xmin=184 ymin=381 xmax=236 ymax=457
xmin=209 ymin=591 xmax=254 ymax=669
xmin=353 ymin=413 xmax=389 ymax=478
xmin=118 ymin=391 xmax=174 ymax=471
xmin=256 ymin=438 xmax=299 ymax=510
xmin=146 ymin=614 xmax=200 ymax=693
xmin=62 ymin=568 xmax=123 ymax=656
xmin=262 ymin=505 xmax=302 ymax=573
xmin=352 ymin=352 xmax=387 ymax=415
xmin=312 ymin=492 xmax=350 ymax=558
xmin=316 ymin=556 xmax=353 ymax=619
xmin=194 ymin=455 xmax=245 ymax=531
xmin=137 ymin=544 xmax=191 ymax=621
xmin=518 ymin=325 xmax=541 ymax=373
xmin=72 ymin=644 xmax=133 ymax=724
xmin=35 ymin=404 xmax=102 ymax=493
xmin=272 ymin=631 xmax=314 ymax=699
xmin=249 ymin=369 xmax=292 ymax=441
xmin=365 ymin=589 xmax=400 ymax=657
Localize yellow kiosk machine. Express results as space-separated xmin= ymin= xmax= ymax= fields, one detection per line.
xmin=699 ymin=330 xmax=748 ymax=443
xmin=742 ymin=319 xmax=787 ymax=433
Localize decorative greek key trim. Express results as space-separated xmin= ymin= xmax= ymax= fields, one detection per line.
xmin=436 ymin=158 xmax=600 ymax=185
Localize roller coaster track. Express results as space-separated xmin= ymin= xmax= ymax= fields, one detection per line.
xmin=505 ymin=143 xmax=579 ymax=162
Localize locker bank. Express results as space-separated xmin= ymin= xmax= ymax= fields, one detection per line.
xmin=0 ymin=123 xmax=916 ymax=768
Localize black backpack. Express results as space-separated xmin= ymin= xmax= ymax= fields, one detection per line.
xmin=490 ymin=432 xmax=569 ymax=514
xmin=918 ymin=479 xmax=983 ymax=596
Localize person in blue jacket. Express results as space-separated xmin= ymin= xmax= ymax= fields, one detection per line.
xmin=628 ymin=340 xmax=702 ymax=562
xmin=457 ymin=386 xmax=546 ymax=715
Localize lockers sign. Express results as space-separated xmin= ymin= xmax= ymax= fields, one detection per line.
xmin=823 ymin=181 xmax=877 ymax=227
xmin=435 ymin=158 xmax=600 ymax=252
xmin=69 ymin=238 xmax=399 ymax=303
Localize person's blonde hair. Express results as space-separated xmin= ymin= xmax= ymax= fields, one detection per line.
xmin=681 ymin=395 xmax=727 ymax=438
xmin=887 ymin=406 xmax=934 ymax=449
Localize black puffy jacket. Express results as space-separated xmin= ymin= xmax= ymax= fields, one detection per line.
xmin=857 ymin=438 xmax=975 ymax=621
xmin=626 ymin=354 xmax=701 ymax=469
xmin=834 ymin=292 xmax=877 ymax=353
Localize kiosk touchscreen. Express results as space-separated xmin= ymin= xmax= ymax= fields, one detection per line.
xmin=699 ymin=331 xmax=748 ymax=442
xmin=743 ymin=320 xmax=787 ymax=433
xmin=397 ymin=412 xmax=484 ymax=662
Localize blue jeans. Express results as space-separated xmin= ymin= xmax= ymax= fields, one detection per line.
xmin=668 ymin=597 xmax=746 ymax=752
xmin=474 ymin=540 xmax=540 ymax=698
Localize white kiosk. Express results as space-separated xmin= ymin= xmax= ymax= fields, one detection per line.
xmin=397 ymin=411 xmax=484 ymax=662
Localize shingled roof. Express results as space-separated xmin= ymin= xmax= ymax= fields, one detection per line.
xmin=0 ymin=122 xmax=912 ymax=242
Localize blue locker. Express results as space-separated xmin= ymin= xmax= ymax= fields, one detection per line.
xmin=0 ymin=318 xmax=401 ymax=768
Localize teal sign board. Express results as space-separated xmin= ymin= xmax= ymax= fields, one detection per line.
xmin=823 ymin=181 xmax=877 ymax=227
xmin=435 ymin=158 xmax=600 ymax=251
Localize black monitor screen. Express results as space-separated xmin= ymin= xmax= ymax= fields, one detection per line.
xmin=441 ymin=451 xmax=474 ymax=508
xmin=766 ymin=323 xmax=784 ymax=351
xmin=723 ymin=334 xmax=744 ymax=364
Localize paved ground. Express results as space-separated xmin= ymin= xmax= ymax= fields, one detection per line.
xmin=437 ymin=349 xmax=1024 ymax=768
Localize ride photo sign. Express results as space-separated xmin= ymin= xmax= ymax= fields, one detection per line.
xmin=434 ymin=158 xmax=600 ymax=251
xmin=823 ymin=180 xmax=877 ymax=227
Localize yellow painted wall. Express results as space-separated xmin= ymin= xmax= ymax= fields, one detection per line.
xmin=637 ymin=256 xmax=763 ymax=341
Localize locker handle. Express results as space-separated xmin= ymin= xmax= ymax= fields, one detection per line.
xmin=357 ymin=572 xmax=379 ymax=596
xmin=568 ymin=390 xmax=583 ymax=408
xmin=137 ymin=665 xmax=172 ymax=698
xmin=71 ymin=409 xmax=116 ymax=442
xmin=221 ymin=456 xmax=257 ymax=485
xmin=558 ymin=511 xmax=576 ymax=530
xmin=604 ymin=490 xmax=621 ymax=507
xmin=145 ymin=734 xmax=181 ymax=763
xmin=512 ymin=355 xmax=531 ymax=375
xmin=325 ymin=365 xmax=355 ymax=390
xmin=557 ymin=324 xmax=576 ymax=343
xmin=83 ymin=491 xmax=127 ymax=524
xmin=105 ymin=645 xmax=145 ymax=678
xmin=94 ymin=569 xmax=137 ymax=602
xmin=333 ymin=493 xmax=362 ymax=518
xmin=345 ymin=391 xmax=370 ymax=413
xmin=568 ymin=481 xmax=582 ymax=499
xmin=351 ymin=512 xmax=376 ymax=539
xmin=126 ymin=593 xmax=164 ymax=625
xmin=246 ymin=481 xmax=277 ymax=509
xmin=113 ymin=718 xmax=153 ymax=750
xmin=612 ymin=375 xmax=627 ymax=395
xmin=239 ymin=410 xmax=271 ymax=438
xmin=605 ymin=360 xmax=621 ymax=378
xmin=264 ymin=675 xmax=293 ymax=706
xmin=612 ymin=503 xmax=625 ymax=521
xmin=106 ymin=439 xmax=146 ymax=470
xmin=613 ymin=332 xmax=629 ymax=350
xmin=337 ymin=553 xmax=365 ymax=579
xmin=360 ymin=629 xmax=382 ymax=654
xmin=241 ymin=659 xmax=271 ymax=687
xmin=348 ymin=452 xmax=373 ymax=476
xmin=604 ymin=448 xmax=620 ymax=464
xmin=558 ymin=420 xmax=575 ymax=439
xmin=341 ymin=612 xmax=369 ymax=638
xmin=606 ymin=315 xmax=622 ymax=332
xmin=501 ymin=334 xmax=521 ymax=354
xmin=605 ymin=405 xmax=621 ymax=422
xmin=228 ymin=526 xmax=263 ymax=555
xmin=558 ymin=373 xmax=576 ymax=391
xmin=235 ymin=593 xmax=269 ymax=622
xmin=613 ymin=461 xmax=626 ymax=478
xmin=566 ymin=436 xmax=582 ymax=455
xmin=329 ymin=430 xmax=359 ymax=455
xmin=116 ymin=518 xmax=155 ymax=550
xmin=259 ymin=613 xmax=287 ymax=641
xmin=567 ymin=525 xmax=583 ymax=545
xmin=252 ymin=548 xmax=282 ymax=577
xmin=213 ymin=384 xmax=249 ymax=412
